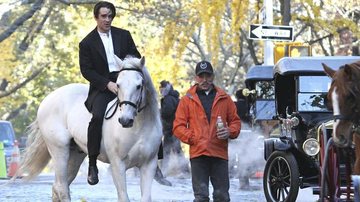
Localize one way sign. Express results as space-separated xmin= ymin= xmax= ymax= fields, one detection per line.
xmin=249 ymin=24 xmax=294 ymax=41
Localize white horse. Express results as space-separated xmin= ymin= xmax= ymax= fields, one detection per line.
xmin=17 ymin=56 xmax=162 ymax=202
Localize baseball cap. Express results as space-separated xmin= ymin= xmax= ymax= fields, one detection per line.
xmin=195 ymin=61 xmax=214 ymax=75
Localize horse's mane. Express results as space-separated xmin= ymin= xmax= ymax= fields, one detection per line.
xmin=122 ymin=56 xmax=160 ymax=121
xmin=336 ymin=61 xmax=360 ymax=98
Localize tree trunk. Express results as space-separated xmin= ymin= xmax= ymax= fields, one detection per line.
xmin=280 ymin=0 xmax=291 ymax=26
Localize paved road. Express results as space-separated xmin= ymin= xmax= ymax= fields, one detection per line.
xmin=0 ymin=170 xmax=266 ymax=202
xmin=0 ymin=170 xmax=318 ymax=202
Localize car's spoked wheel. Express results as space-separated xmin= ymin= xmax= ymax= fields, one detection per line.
xmin=263 ymin=151 xmax=299 ymax=202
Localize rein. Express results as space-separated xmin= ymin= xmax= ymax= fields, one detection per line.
xmin=333 ymin=114 xmax=360 ymax=135
xmin=333 ymin=111 xmax=360 ymax=137
xmin=104 ymin=67 xmax=146 ymax=120
xmin=105 ymin=99 xmax=119 ymax=120
xmin=333 ymin=115 xmax=352 ymax=122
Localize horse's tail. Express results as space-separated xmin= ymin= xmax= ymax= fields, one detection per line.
xmin=16 ymin=119 xmax=51 ymax=181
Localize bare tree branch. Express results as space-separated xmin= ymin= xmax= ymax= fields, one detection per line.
xmin=0 ymin=79 xmax=8 ymax=91
xmin=294 ymin=23 xmax=309 ymax=40
xmin=55 ymin=0 xmax=98 ymax=5
xmin=190 ymin=29 xmax=207 ymax=60
xmin=310 ymin=27 xmax=330 ymax=56
xmin=241 ymin=28 xmax=260 ymax=65
xmin=5 ymin=103 xmax=27 ymax=121
xmin=0 ymin=65 xmax=47 ymax=98
xmin=0 ymin=0 xmax=44 ymax=43
xmin=19 ymin=7 xmax=52 ymax=52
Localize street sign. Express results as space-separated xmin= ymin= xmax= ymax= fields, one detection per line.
xmin=249 ymin=24 xmax=294 ymax=41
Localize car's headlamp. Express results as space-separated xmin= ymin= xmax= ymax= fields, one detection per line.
xmin=302 ymin=138 xmax=320 ymax=156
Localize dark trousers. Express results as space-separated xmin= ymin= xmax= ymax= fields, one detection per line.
xmin=190 ymin=156 xmax=230 ymax=202
xmin=87 ymin=91 xmax=116 ymax=164
xmin=87 ymin=72 xmax=118 ymax=165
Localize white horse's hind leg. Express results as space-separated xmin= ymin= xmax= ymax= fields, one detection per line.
xmin=139 ymin=158 xmax=157 ymax=202
xmin=44 ymin=133 xmax=72 ymax=202
xmin=109 ymin=158 xmax=129 ymax=202
xmin=50 ymin=147 xmax=71 ymax=202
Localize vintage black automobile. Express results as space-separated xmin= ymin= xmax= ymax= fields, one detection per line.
xmin=262 ymin=56 xmax=360 ymax=202
xmin=244 ymin=65 xmax=275 ymax=128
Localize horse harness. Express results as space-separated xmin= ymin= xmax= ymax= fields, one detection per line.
xmin=105 ymin=67 xmax=146 ymax=120
xmin=333 ymin=108 xmax=360 ymax=137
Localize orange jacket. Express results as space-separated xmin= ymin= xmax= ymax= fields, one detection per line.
xmin=173 ymin=85 xmax=241 ymax=160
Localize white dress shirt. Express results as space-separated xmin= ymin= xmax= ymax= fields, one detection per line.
xmin=98 ymin=30 xmax=119 ymax=72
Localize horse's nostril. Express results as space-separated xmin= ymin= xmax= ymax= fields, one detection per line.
xmin=128 ymin=119 xmax=134 ymax=126
xmin=118 ymin=118 xmax=134 ymax=128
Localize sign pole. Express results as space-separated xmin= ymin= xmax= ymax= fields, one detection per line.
xmin=264 ymin=0 xmax=274 ymax=65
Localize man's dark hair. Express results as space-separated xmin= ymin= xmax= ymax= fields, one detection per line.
xmin=93 ymin=1 xmax=116 ymax=19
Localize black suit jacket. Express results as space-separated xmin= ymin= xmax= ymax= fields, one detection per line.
xmin=79 ymin=27 xmax=141 ymax=111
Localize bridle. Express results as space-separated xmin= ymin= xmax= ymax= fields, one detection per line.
xmin=330 ymin=85 xmax=360 ymax=135
xmin=333 ymin=115 xmax=360 ymax=134
xmin=105 ymin=67 xmax=146 ymax=120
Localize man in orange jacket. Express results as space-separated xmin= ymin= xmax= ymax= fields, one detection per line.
xmin=173 ymin=60 xmax=241 ymax=202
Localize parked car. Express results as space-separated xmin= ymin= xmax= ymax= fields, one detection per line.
xmin=0 ymin=120 xmax=16 ymax=171
xmin=244 ymin=65 xmax=278 ymax=136
xmin=263 ymin=56 xmax=360 ymax=202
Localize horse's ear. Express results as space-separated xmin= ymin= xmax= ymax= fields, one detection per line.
xmin=114 ymin=55 xmax=123 ymax=67
xmin=344 ymin=64 xmax=353 ymax=80
xmin=322 ymin=63 xmax=335 ymax=78
xmin=140 ymin=56 xmax=145 ymax=67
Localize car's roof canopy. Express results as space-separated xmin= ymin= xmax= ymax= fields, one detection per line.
xmin=274 ymin=56 xmax=360 ymax=76
xmin=245 ymin=65 xmax=273 ymax=82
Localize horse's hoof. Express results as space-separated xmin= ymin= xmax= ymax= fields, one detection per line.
xmin=155 ymin=177 xmax=172 ymax=186
xmin=87 ymin=166 xmax=99 ymax=185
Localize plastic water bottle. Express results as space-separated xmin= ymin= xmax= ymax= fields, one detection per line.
xmin=216 ymin=116 xmax=224 ymax=130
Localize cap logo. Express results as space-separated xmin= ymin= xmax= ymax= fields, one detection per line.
xmin=200 ymin=62 xmax=207 ymax=69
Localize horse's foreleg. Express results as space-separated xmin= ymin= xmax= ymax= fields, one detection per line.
xmin=109 ymin=158 xmax=129 ymax=202
xmin=139 ymin=157 xmax=157 ymax=202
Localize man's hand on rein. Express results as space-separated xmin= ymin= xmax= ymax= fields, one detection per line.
xmin=107 ymin=81 xmax=118 ymax=94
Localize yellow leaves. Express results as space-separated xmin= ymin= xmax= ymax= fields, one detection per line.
xmin=228 ymin=0 xmax=249 ymax=53
xmin=195 ymin=0 xmax=227 ymax=60
xmin=162 ymin=21 xmax=177 ymax=54
xmin=0 ymin=35 xmax=19 ymax=83
xmin=159 ymin=0 xmax=253 ymax=69
xmin=141 ymin=29 xmax=188 ymax=95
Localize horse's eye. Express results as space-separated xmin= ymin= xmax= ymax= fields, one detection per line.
xmin=136 ymin=85 xmax=141 ymax=90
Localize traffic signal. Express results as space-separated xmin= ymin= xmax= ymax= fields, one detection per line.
xmin=289 ymin=45 xmax=311 ymax=57
xmin=274 ymin=44 xmax=286 ymax=64
xmin=274 ymin=42 xmax=311 ymax=63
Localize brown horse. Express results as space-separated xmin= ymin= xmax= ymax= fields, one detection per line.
xmin=323 ymin=60 xmax=360 ymax=174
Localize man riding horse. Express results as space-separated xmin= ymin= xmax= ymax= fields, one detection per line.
xmin=79 ymin=1 xmax=141 ymax=185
